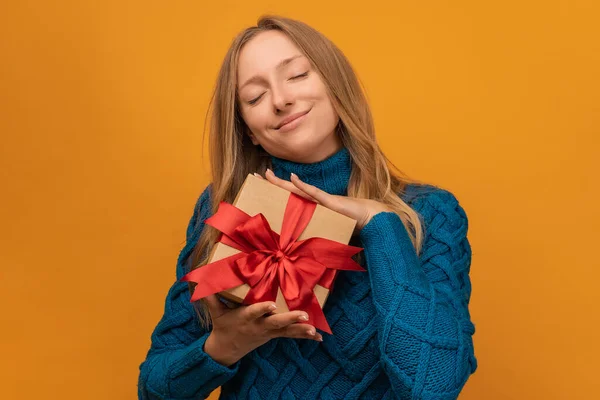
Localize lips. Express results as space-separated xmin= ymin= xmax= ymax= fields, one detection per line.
xmin=275 ymin=109 xmax=311 ymax=130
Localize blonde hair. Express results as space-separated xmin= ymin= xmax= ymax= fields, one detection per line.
xmin=190 ymin=15 xmax=429 ymax=326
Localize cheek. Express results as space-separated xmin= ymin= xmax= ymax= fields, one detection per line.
xmin=310 ymin=81 xmax=337 ymax=118
xmin=315 ymin=93 xmax=338 ymax=124
xmin=243 ymin=108 xmax=270 ymax=132
xmin=306 ymin=78 xmax=328 ymax=101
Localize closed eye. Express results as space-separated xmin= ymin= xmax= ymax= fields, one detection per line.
xmin=290 ymin=71 xmax=309 ymax=80
xmin=247 ymin=72 xmax=308 ymax=105
xmin=248 ymin=93 xmax=264 ymax=105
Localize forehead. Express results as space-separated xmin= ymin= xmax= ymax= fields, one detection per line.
xmin=237 ymin=30 xmax=304 ymax=83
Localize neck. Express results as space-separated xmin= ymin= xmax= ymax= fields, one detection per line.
xmin=270 ymin=147 xmax=352 ymax=196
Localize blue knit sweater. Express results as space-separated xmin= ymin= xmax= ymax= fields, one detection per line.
xmin=138 ymin=147 xmax=477 ymax=399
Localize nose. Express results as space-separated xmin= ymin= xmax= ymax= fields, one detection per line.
xmin=271 ymin=82 xmax=294 ymax=112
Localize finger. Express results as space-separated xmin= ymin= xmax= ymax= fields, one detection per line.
xmin=261 ymin=310 xmax=310 ymax=330
xmin=271 ymin=323 xmax=323 ymax=342
xmin=264 ymin=169 xmax=300 ymax=191
xmin=253 ymin=173 xmax=264 ymax=179
xmin=202 ymin=294 xmax=228 ymax=318
xmin=290 ymin=173 xmax=339 ymax=210
xmin=242 ymin=301 xmax=277 ymax=322
xmin=265 ymin=169 xmax=318 ymax=202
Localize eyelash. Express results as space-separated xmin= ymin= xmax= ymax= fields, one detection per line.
xmin=247 ymin=72 xmax=309 ymax=105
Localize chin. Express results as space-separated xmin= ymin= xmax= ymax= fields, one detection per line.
xmin=263 ymin=126 xmax=336 ymax=161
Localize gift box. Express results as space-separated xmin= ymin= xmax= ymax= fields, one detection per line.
xmin=182 ymin=173 xmax=364 ymax=333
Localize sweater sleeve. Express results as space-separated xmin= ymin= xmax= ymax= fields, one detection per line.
xmin=358 ymin=189 xmax=477 ymax=400
xmin=138 ymin=186 xmax=240 ymax=400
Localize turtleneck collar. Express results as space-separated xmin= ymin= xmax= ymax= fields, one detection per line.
xmin=269 ymin=147 xmax=352 ymax=196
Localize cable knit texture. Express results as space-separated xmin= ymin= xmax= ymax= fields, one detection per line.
xmin=138 ymin=147 xmax=477 ymax=399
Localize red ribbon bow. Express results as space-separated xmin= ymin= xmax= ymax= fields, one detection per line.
xmin=181 ymin=192 xmax=365 ymax=334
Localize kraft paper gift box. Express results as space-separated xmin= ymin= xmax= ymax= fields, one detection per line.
xmin=204 ymin=173 xmax=359 ymax=314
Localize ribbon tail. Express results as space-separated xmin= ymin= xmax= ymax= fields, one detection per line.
xmin=318 ymin=269 xmax=337 ymax=290
xmin=308 ymin=299 xmax=333 ymax=334
xmin=181 ymin=254 xmax=246 ymax=302
xmin=293 ymin=237 xmax=362 ymax=257
xmin=330 ymin=258 xmax=365 ymax=272
xmin=285 ymin=289 xmax=332 ymax=335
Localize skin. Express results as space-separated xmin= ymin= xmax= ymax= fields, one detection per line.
xmin=204 ymin=30 xmax=391 ymax=366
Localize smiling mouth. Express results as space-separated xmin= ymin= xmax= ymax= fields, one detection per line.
xmin=275 ymin=109 xmax=311 ymax=130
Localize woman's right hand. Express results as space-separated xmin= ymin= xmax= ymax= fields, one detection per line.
xmin=202 ymin=294 xmax=323 ymax=367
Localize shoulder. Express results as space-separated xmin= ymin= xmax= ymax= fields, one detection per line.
xmin=193 ymin=184 xmax=213 ymax=215
xmin=186 ymin=184 xmax=213 ymax=239
xmin=401 ymin=183 xmax=469 ymax=234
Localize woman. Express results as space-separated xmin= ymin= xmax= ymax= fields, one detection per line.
xmin=138 ymin=15 xmax=477 ymax=400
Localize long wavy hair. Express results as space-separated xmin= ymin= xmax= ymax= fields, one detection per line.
xmin=190 ymin=15 xmax=430 ymax=326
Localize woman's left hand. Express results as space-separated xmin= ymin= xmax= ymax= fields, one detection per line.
xmin=256 ymin=169 xmax=392 ymax=233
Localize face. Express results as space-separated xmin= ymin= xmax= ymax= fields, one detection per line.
xmin=236 ymin=30 xmax=342 ymax=163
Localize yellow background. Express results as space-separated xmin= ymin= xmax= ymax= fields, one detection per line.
xmin=1 ymin=1 xmax=598 ymax=399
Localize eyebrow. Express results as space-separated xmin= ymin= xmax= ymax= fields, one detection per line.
xmin=239 ymin=54 xmax=305 ymax=90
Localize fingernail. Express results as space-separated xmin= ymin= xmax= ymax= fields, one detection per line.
xmin=307 ymin=329 xmax=315 ymax=336
xmin=291 ymin=173 xmax=297 ymax=179
xmin=298 ymin=314 xmax=309 ymax=321
xmin=269 ymin=304 xmax=277 ymax=310
xmin=266 ymin=168 xmax=273 ymax=175
xmin=316 ymin=334 xmax=323 ymax=342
